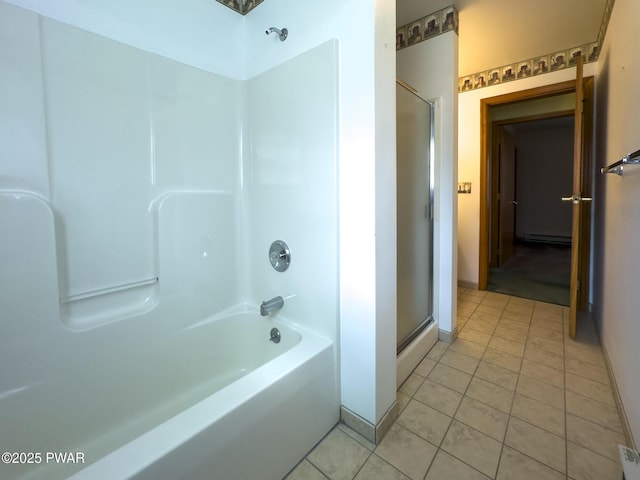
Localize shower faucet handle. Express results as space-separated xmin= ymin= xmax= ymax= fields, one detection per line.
xmin=269 ymin=240 xmax=291 ymax=272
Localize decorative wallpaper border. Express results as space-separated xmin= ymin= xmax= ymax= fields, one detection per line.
xmin=215 ymin=0 xmax=264 ymax=15
xmin=458 ymin=42 xmax=599 ymax=93
xmin=458 ymin=0 xmax=615 ymax=93
xmin=597 ymin=0 xmax=615 ymax=48
xmin=396 ymin=6 xmax=459 ymax=51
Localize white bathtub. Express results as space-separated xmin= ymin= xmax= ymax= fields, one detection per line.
xmin=2 ymin=311 xmax=337 ymax=480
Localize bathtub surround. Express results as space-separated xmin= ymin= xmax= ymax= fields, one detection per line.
xmin=2 ymin=0 xmax=413 ymax=445
xmin=0 ymin=1 xmax=340 ymax=477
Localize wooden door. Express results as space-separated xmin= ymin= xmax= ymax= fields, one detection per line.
xmin=566 ymin=56 xmax=592 ymax=338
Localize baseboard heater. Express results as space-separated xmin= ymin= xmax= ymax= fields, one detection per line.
xmin=523 ymin=233 xmax=572 ymax=245
xmin=619 ymin=445 xmax=640 ymax=479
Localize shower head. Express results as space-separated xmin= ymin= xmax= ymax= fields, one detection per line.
xmin=266 ymin=27 xmax=288 ymax=41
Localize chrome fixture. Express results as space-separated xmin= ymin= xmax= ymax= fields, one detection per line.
xmin=269 ymin=327 xmax=281 ymax=343
xmin=601 ymin=148 xmax=640 ymax=176
xmin=269 ymin=240 xmax=291 ymax=272
xmin=260 ymin=296 xmax=284 ymax=316
xmin=266 ymin=27 xmax=288 ymax=41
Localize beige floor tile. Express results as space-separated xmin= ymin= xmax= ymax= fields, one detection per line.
xmin=413 ymin=356 xmax=437 ymax=377
xmin=425 ymin=450 xmax=490 ymax=480
xmin=520 ymin=358 xmax=564 ymax=388
xmin=454 ymin=395 xmax=509 ymax=441
xmin=449 ymin=338 xmax=487 ymax=359
xmin=458 ymin=302 xmax=480 ymax=316
xmin=397 ymin=399 xmax=452 ymax=446
xmin=398 ymin=373 xmax=424 ymax=396
xmin=413 ymin=378 xmax=463 ymax=416
xmin=566 ymin=390 xmax=623 ymax=433
xmin=526 ymin=335 xmax=564 ymax=356
xmin=505 ymin=417 xmax=566 ymax=473
xmin=534 ymin=302 xmax=563 ymax=314
xmin=524 ymin=344 xmax=564 ymax=370
xmin=375 ymin=424 xmax=437 ymax=480
xmin=484 ymin=291 xmax=510 ymax=303
xmin=463 ymin=291 xmax=487 ymax=302
xmin=337 ymin=424 xmax=376 ymax=451
xmin=440 ymin=349 xmax=480 ymax=374
xmin=507 ymin=296 xmax=535 ymax=307
xmin=564 ymin=357 xmax=610 ymax=385
xmin=441 ymin=420 xmax=502 ymax=478
xmin=470 ymin=309 xmax=502 ymax=323
xmin=285 ymin=459 xmax=328 ymax=480
xmin=564 ymin=343 xmax=605 ymax=367
xmin=566 ymin=413 xmax=626 ymax=462
xmin=516 ymin=375 xmax=564 ymax=410
xmin=475 ymin=303 xmax=506 ymax=316
xmin=567 ymin=441 xmax=623 ymax=480
xmin=458 ymin=327 xmax=492 ymax=346
xmin=354 ymin=454 xmax=410 ymax=480
xmin=307 ymin=428 xmax=371 ymax=480
xmin=528 ymin=324 xmax=565 ymax=343
xmin=496 ymin=446 xmax=565 ymax=480
xmin=466 ymin=377 xmax=514 ymax=413
xmin=497 ymin=317 xmax=530 ymax=332
xmin=465 ymin=318 xmax=498 ymax=335
xmin=511 ymin=393 xmax=565 ymax=437
xmin=565 ymin=372 xmax=616 ymax=407
xmin=531 ymin=316 xmax=564 ymax=330
xmin=396 ymin=391 xmax=411 ymax=414
xmin=488 ymin=335 xmax=525 ymax=357
xmin=426 ymin=341 xmax=449 ymax=361
xmin=482 ymin=348 xmax=522 ymax=373
xmin=493 ymin=324 xmax=528 ymax=344
xmin=502 ymin=307 xmax=533 ymax=321
xmin=536 ymin=313 xmax=564 ymax=324
xmin=475 ymin=360 xmax=519 ymax=391
xmin=428 ymin=363 xmax=472 ymax=394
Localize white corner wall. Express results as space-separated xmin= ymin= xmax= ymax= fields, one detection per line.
xmin=397 ymin=31 xmax=458 ymax=336
xmin=457 ymin=63 xmax=596 ymax=287
xmin=593 ymin=0 xmax=640 ymax=445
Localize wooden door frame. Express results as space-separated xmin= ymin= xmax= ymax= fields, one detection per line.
xmin=478 ymin=79 xmax=593 ymax=292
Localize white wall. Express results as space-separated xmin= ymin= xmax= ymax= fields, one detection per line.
xmin=593 ymin=0 xmax=640 ymax=444
xmin=458 ymin=63 xmax=596 ymax=286
xmin=3 ymin=0 xmax=399 ymax=427
xmin=397 ymin=32 xmax=458 ymax=335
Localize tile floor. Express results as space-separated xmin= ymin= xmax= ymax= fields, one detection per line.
xmin=285 ymin=289 xmax=628 ymax=480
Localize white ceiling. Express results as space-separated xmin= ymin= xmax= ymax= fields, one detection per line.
xmin=397 ymin=0 xmax=607 ymax=77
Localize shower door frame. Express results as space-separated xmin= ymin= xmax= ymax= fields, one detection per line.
xmin=396 ymin=81 xmax=436 ymax=354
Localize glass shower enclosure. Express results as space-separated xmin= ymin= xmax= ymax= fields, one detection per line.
xmin=396 ymin=81 xmax=434 ymax=353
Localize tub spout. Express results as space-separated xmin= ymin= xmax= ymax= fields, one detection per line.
xmin=260 ymin=296 xmax=284 ymax=316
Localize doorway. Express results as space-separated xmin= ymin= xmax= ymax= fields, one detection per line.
xmin=488 ymin=115 xmax=574 ymax=305
xmin=478 ymin=79 xmax=594 ymax=312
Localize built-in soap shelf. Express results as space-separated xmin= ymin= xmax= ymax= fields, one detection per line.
xmin=601 ymin=149 xmax=640 ymax=176
xmin=59 ymin=277 xmax=158 ymax=303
